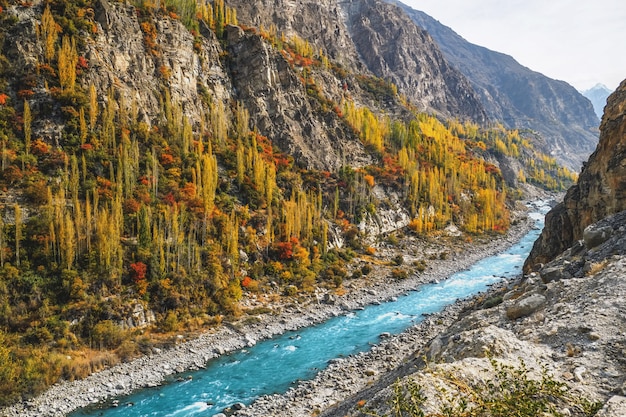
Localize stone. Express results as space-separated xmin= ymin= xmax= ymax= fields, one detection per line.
xmin=583 ymin=225 xmax=614 ymax=249
xmin=505 ymin=294 xmax=546 ymax=320
xmin=595 ymin=396 xmax=626 ymax=417
xmin=322 ymin=293 xmax=337 ymax=305
xmin=539 ymin=266 xmax=571 ymax=283
xmin=232 ymin=402 xmax=246 ymax=410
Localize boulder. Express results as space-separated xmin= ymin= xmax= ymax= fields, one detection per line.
xmin=505 ymin=294 xmax=546 ymax=320
xmin=595 ymin=396 xmax=626 ymax=417
xmin=539 ymin=266 xmax=571 ymax=283
xmin=583 ymin=225 xmax=614 ymax=249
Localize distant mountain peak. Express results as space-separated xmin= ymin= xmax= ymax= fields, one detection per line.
xmin=582 ymin=84 xmax=612 ymax=119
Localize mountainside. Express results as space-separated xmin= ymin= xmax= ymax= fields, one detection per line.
xmin=318 ymin=79 xmax=626 ymax=417
xmin=227 ymin=0 xmax=487 ymax=123
xmin=583 ymin=83 xmax=612 ymax=119
xmin=392 ymin=1 xmax=600 ymax=171
xmin=525 ymin=79 xmax=626 ymax=271
xmin=0 ymin=0 xmax=579 ymax=408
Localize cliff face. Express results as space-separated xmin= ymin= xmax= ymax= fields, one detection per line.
xmin=228 ymin=0 xmax=487 ymax=123
xmin=225 ymin=25 xmax=371 ymax=171
xmin=394 ymin=1 xmax=600 ymax=171
xmin=7 ymin=0 xmax=373 ymax=172
xmin=525 ymin=79 xmax=626 ymax=270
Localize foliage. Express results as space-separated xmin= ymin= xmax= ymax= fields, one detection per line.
xmin=369 ymin=359 xmax=602 ymax=417
xmin=0 ymin=0 xmax=581 ymax=406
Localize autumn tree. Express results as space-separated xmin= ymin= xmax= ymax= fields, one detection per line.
xmin=23 ymin=100 xmax=31 ymax=158
xmin=58 ymin=36 xmax=78 ymax=91
xmin=38 ymin=4 xmax=58 ymax=63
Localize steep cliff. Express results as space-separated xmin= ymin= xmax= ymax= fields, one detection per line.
xmin=227 ymin=0 xmax=487 ymax=123
xmin=393 ymin=1 xmax=600 ymax=171
xmin=525 ymin=79 xmax=626 ymax=270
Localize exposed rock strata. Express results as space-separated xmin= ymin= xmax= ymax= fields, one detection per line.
xmin=227 ymin=0 xmax=487 ymax=123
xmin=525 ymin=79 xmax=626 ymax=270
xmin=225 ymin=25 xmax=371 ymax=171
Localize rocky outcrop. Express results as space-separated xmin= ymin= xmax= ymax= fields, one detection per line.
xmin=525 ymin=79 xmax=626 ymax=270
xmin=5 ymin=0 xmax=378 ymax=171
xmin=340 ymin=0 xmax=487 ymax=123
xmin=394 ymin=1 xmax=600 ymax=171
xmin=88 ymin=0 xmax=230 ymax=124
xmin=318 ymin=212 xmax=626 ymax=417
xmin=228 ymin=0 xmax=487 ymax=123
xmin=225 ymin=25 xmax=371 ymax=171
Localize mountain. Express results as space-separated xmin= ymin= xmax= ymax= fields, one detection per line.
xmin=0 ymin=0 xmax=580 ymax=407
xmin=582 ymin=83 xmax=612 ymax=119
xmin=227 ymin=0 xmax=487 ymax=123
xmin=525 ymin=79 xmax=626 ymax=271
xmin=320 ymin=79 xmax=626 ymax=417
xmin=390 ymin=0 xmax=600 ymax=171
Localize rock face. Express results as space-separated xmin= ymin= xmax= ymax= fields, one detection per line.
xmin=228 ymin=0 xmax=487 ymax=123
xmin=394 ymin=1 xmax=600 ymax=171
xmin=225 ymin=25 xmax=371 ymax=171
xmin=525 ymin=79 xmax=626 ymax=270
xmin=320 ymin=212 xmax=626 ymax=417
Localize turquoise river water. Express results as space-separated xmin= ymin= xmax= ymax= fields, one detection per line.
xmin=71 ymin=203 xmax=549 ymax=417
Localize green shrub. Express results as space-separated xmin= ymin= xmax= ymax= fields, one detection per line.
xmin=368 ymin=358 xmax=603 ymax=417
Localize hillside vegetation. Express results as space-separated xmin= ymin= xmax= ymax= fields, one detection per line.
xmin=0 ymin=0 xmax=575 ymax=405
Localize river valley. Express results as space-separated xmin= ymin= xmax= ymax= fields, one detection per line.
xmin=61 ymin=203 xmax=549 ymax=417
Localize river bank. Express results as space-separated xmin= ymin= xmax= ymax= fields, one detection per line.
xmin=1 ymin=202 xmax=542 ymax=417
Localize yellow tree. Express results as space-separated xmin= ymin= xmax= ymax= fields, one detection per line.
xmin=14 ymin=204 xmax=21 ymax=266
xmin=58 ymin=36 xmax=78 ymax=91
xmin=23 ymin=101 xmax=31 ymax=158
xmin=89 ymin=83 xmax=98 ymax=130
xmin=38 ymin=4 xmax=58 ymax=63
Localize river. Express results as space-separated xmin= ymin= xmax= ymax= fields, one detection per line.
xmin=70 ymin=202 xmax=549 ymax=417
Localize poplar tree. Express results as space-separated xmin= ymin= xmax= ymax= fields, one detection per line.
xmin=39 ymin=5 xmax=58 ymax=63
xmin=14 ymin=204 xmax=21 ymax=267
xmin=0 ymin=214 xmax=4 ymax=267
xmin=58 ymin=36 xmax=78 ymax=91
xmin=23 ymin=101 xmax=31 ymax=158
xmin=89 ymin=83 xmax=98 ymax=130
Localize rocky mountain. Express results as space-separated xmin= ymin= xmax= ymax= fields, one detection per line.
xmin=322 ymin=214 xmax=626 ymax=417
xmin=583 ymin=83 xmax=612 ymax=119
xmin=391 ymin=0 xmax=600 ymax=171
xmin=525 ymin=79 xmax=626 ymax=271
xmin=0 ymin=0 xmax=586 ymax=408
xmin=318 ymin=79 xmax=626 ymax=417
xmin=227 ymin=0 xmax=487 ymax=123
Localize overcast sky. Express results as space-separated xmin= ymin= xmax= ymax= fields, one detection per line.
xmin=399 ymin=0 xmax=626 ymax=92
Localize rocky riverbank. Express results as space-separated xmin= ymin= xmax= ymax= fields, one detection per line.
xmin=319 ymin=210 xmax=626 ymax=417
xmin=1 ymin=202 xmax=540 ymax=417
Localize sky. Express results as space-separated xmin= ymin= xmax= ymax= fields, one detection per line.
xmin=399 ymin=0 xmax=626 ymax=92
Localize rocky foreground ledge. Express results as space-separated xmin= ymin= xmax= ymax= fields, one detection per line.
xmin=1 ymin=204 xmax=538 ymax=417
xmin=316 ymin=210 xmax=626 ymax=417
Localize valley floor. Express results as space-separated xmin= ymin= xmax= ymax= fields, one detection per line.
xmin=1 ymin=204 xmax=537 ymax=417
